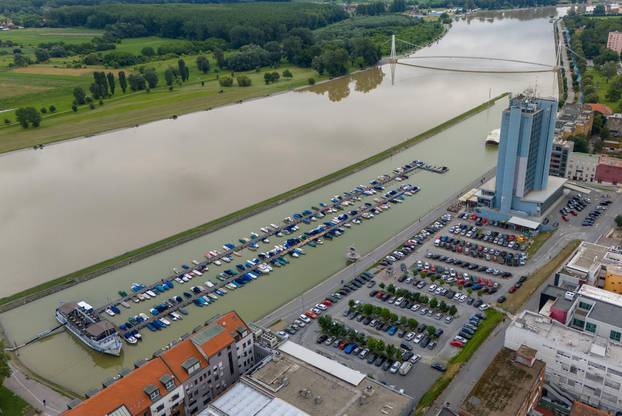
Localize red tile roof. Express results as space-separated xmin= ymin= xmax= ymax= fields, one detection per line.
xmin=63 ymin=359 xmax=173 ymax=416
xmin=570 ymin=401 xmax=611 ymax=416
xmin=587 ymin=103 xmax=613 ymax=116
xmin=159 ymin=338 xmax=208 ymax=383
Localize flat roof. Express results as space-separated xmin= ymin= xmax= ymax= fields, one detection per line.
xmin=521 ymin=176 xmax=567 ymax=204
xmin=461 ymin=347 xmax=544 ymax=416
xmin=579 ymin=284 xmax=622 ymax=308
xmin=249 ymin=346 xmax=413 ymax=416
xmin=508 ymin=311 xmax=622 ymax=363
xmin=278 ymin=341 xmax=366 ymax=386
xmin=459 ymin=188 xmax=479 ymax=203
xmin=566 ymin=242 xmax=609 ymax=274
xmin=564 ymin=182 xmax=592 ymax=194
xmin=202 ymin=382 xmax=308 ymax=416
xmin=508 ymin=216 xmax=540 ymax=230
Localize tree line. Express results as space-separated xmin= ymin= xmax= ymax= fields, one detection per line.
xmin=45 ymin=3 xmax=347 ymax=43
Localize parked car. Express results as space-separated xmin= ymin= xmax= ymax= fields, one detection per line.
xmin=390 ymin=361 xmax=402 ymax=374
xmin=431 ymin=362 xmax=447 ymax=372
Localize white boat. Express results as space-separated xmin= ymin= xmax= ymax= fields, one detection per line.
xmin=56 ymin=302 xmax=122 ymax=356
xmin=193 ymin=270 xmax=203 ymax=276
xmin=105 ymin=308 xmax=116 ymax=316
xmin=125 ymin=336 xmax=138 ymax=345
xmin=120 ymin=301 xmax=131 ymax=308
xmin=205 ymin=281 xmax=215 ymax=288
xmin=146 ymin=290 xmax=157 ymax=298
xmin=485 ymin=128 xmax=500 ymax=146
xmin=214 ymin=260 xmax=222 ymax=266
xmin=132 ymin=297 xmax=140 ymax=303
xmin=192 ymin=260 xmax=199 ymax=265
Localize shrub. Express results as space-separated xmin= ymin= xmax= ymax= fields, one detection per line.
xmin=49 ymin=105 xmax=56 ymax=113
xmin=236 ymin=75 xmax=252 ymax=87
xmin=89 ymin=103 xmax=96 ymax=110
xmin=308 ymin=77 xmax=316 ymax=85
xmin=219 ymin=76 xmax=234 ymax=87
xmin=40 ymin=107 xmax=47 ymax=114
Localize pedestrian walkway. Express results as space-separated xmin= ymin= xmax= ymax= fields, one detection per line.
xmin=3 ymin=362 xmax=71 ymax=416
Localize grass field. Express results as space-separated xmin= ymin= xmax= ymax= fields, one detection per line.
xmin=415 ymin=309 xmax=505 ymax=415
xmin=527 ymin=230 xmax=554 ymax=257
xmin=585 ymin=67 xmax=618 ymax=110
xmin=114 ymin=37 xmax=191 ymax=54
xmin=0 ymin=28 xmax=103 ymax=46
xmin=0 ymin=386 xmax=31 ymax=416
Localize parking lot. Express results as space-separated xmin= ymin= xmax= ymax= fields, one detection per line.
xmin=267 ymin=186 xmax=622 ymax=401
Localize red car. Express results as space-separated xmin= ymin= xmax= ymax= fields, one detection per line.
xmin=561 ymin=215 xmax=568 ymax=222
xmin=450 ymin=340 xmax=465 ymax=348
xmin=509 ymin=286 xmax=517 ymax=293
xmin=570 ymin=210 xmax=577 ymax=216
xmin=338 ymin=340 xmax=348 ymax=350
xmin=305 ymin=311 xmax=318 ymax=319
xmin=322 ymin=300 xmax=333 ymax=307
xmin=376 ymin=291 xmax=385 ymax=299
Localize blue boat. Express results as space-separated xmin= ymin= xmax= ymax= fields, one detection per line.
xmin=146 ymin=323 xmax=157 ymax=332
xmin=110 ymin=305 xmax=121 ymax=314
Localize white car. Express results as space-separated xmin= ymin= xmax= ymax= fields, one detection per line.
xmin=315 ymin=303 xmax=328 ymax=311
xmin=459 ymin=294 xmax=467 ymax=302
xmin=428 ymin=284 xmax=437 ymax=292
xmin=405 ymin=332 xmax=415 ymax=341
xmin=389 ymin=361 xmax=402 ymax=374
xmin=479 ymin=303 xmax=489 ymax=311
xmin=411 ymin=304 xmax=420 ymax=312
xmin=299 ymin=314 xmax=311 ymax=323
xmin=414 ymin=334 xmax=424 ymax=344
xmin=409 ymin=354 xmax=421 ymax=364
xmin=454 ymin=335 xmax=467 ymax=343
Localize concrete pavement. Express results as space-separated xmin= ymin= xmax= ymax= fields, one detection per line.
xmin=4 ymin=362 xmax=70 ymax=416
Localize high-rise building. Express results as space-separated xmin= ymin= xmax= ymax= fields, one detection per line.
xmin=476 ymin=94 xmax=566 ymax=217
xmin=495 ymin=95 xmax=557 ymax=211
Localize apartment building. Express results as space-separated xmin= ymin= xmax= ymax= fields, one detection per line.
xmin=550 ymin=139 xmax=574 ymax=178
xmin=505 ymin=310 xmax=622 ymax=412
xmin=63 ymin=311 xmax=254 ymax=416
xmin=566 ymin=153 xmax=598 ymax=183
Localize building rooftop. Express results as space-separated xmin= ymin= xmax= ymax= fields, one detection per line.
xmin=63 ymin=358 xmax=175 ymax=416
xmin=510 ymin=310 xmax=622 ymax=363
xmin=245 ymin=345 xmax=413 ymax=416
xmin=579 ymin=284 xmax=622 ymax=307
xmin=201 ymin=381 xmax=308 ymax=416
xmin=570 ymin=400 xmax=612 ymax=416
xmin=461 ymin=347 xmax=544 ymax=416
xmin=566 ymin=242 xmax=610 ymax=275
xmin=520 ymin=176 xmax=567 ymax=204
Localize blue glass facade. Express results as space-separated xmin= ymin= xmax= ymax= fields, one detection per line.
xmin=494 ymin=95 xmax=558 ymax=214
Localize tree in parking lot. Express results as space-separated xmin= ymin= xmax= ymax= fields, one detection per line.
xmin=318 ymin=314 xmax=333 ymax=332
xmin=400 ymin=316 xmax=409 ymax=326
xmin=389 ymin=313 xmax=398 ymax=323
xmin=439 ymin=301 xmax=448 ymax=313
xmin=426 ymin=325 xmax=436 ymax=337
xmin=380 ymin=308 xmax=391 ymax=321
xmin=386 ymin=344 xmax=397 ymax=360
xmin=448 ymin=305 xmax=457 ymax=316
xmin=466 ymin=288 xmax=473 ymax=295
xmin=387 ymin=284 xmax=396 ymax=294
xmin=408 ymin=318 xmax=418 ymax=330
xmin=615 ymin=215 xmax=622 ymax=227
xmin=379 ymin=283 xmax=385 ymax=289
xmin=419 ymin=294 xmax=429 ymax=305
xmin=411 ymin=292 xmax=420 ymax=302
xmin=373 ymin=305 xmax=383 ymax=316
xmin=362 ymin=303 xmax=374 ymax=316
xmin=348 ymin=299 xmax=355 ymax=308
xmin=429 ymin=298 xmax=438 ymax=309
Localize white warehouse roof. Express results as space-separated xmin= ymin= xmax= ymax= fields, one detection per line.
xmin=278 ymin=341 xmax=366 ymax=386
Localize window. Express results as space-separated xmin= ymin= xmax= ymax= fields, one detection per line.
xmin=586 ymin=322 xmax=597 ymax=333
xmin=578 ymin=301 xmax=592 ymax=311
xmin=156 ymin=404 xmax=165 ymax=412
xmin=611 ymin=330 xmax=621 ymax=342
xmin=572 ymin=318 xmax=585 ymax=329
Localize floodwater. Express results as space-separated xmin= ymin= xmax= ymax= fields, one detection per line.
xmin=0 ymin=7 xmax=558 ymax=296
xmin=0 ymin=7 xmax=559 ymax=394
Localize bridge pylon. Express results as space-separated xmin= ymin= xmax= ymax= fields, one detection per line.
xmin=390 ymin=34 xmax=397 ymax=64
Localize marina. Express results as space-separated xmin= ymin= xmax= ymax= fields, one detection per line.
xmin=81 ymin=160 xmax=444 ymax=348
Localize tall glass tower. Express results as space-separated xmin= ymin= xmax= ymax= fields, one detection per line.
xmin=494 ymin=95 xmax=558 ymax=213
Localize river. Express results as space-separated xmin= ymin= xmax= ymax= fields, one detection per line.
xmin=0 ymin=7 xmax=560 ymax=394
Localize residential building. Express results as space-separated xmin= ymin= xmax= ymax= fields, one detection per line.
xmin=459 ymin=346 xmax=545 ymax=416
xmin=63 ymin=311 xmax=255 ymax=416
xmin=476 ymin=94 xmax=565 ymax=217
xmin=201 ymin=341 xmax=414 ymax=416
xmin=63 ymin=357 xmax=185 ymax=416
xmin=607 ymin=31 xmax=622 ymax=53
xmin=565 ymin=285 xmax=622 ymax=343
xmin=596 ymin=155 xmax=622 ymax=184
xmin=505 ymin=310 xmax=622 ymax=412
xmin=604 ymin=265 xmax=622 ymax=295
xmin=555 ymin=104 xmax=594 ymax=140
xmin=566 ymin=153 xmax=598 ymax=183
xmin=550 ymin=139 xmax=574 ymax=178
xmin=606 ymin=113 xmax=622 ymax=137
